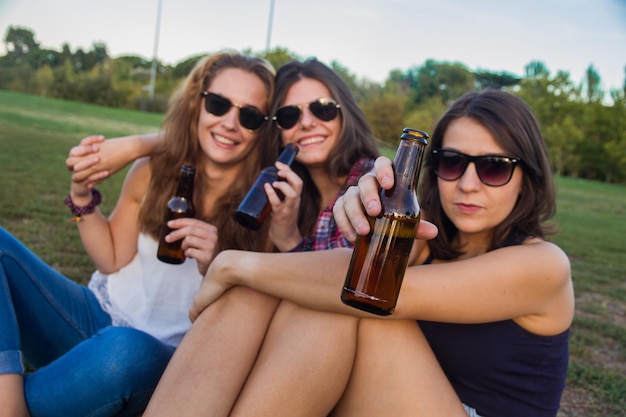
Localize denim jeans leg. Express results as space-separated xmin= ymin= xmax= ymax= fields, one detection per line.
xmin=25 ymin=326 xmax=175 ymax=417
xmin=0 ymin=227 xmax=111 ymax=373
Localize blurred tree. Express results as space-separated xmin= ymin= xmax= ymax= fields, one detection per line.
xmin=60 ymin=43 xmax=73 ymax=65
xmin=360 ymin=90 xmax=406 ymax=143
xmin=257 ymin=46 xmax=299 ymax=72
xmin=3 ymin=26 xmax=40 ymax=63
xmin=583 ymin=64 xmax=604 ymax=103
xmin=91 ymin=42 xmax=109 ymax=67
xmin=525 ymin=60 xmax=550 ymax=79
xmin=403 ymin=97 xmax=447 ymax=137
xmin=412 ymin=59 xmax=475 ymax=105
xmin=544 ymin=116 xmax=582 ymax=176
xmin=171 ymin=54 xmax=205 ymax=79
xmin=34 ymin=65 xmax=54 ymax=96
xmin=329 ymin=60 xmax=361 ymax=96
xmin=474 ymin=70 xmax=521 ymax=89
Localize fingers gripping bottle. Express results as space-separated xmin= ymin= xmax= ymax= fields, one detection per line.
xmin=157 ymin=165 xmax=196 ymax=264
xmin=234 ymin=143 xmax=299 ymax=230
xmin=341 ymin=128 xmax=428 ymax=316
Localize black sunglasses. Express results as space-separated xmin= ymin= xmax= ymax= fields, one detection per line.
xmin=200 ymin=91 xmax=268 ymax=131
xmin=273 ymin=98 xmax=341 ymax=129
xmin=431 ymin=148 xmax=522 ymax=187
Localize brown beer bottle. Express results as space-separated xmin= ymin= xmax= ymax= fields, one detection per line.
xmin=157 ymin=165 xmax=196 ymax=264
xmin=341 ymin=127 xmax=428 ymax=316
xmin=234 ymin=143 xmax=299 ymax=230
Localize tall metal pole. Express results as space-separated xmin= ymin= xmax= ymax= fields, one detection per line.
xmin=265 ymin=0 xmax=275 ymax=51
xmin=149 ymin=0 xmax=163 ymax=98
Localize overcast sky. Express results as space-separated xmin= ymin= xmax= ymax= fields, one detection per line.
xmin=1 ymin=0 xmax=625 ymax=92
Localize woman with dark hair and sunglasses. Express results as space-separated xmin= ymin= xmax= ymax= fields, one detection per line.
xmin=259 ymin=58 xmax=380 ymax=252
xmin=148 ymin=89 xmax=572 ymax=417
xmin=0 ymin=52 xmax=277 ymax=417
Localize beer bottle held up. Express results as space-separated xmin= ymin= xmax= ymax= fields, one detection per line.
xmin=234 ymin=143 xmax=299 ymax=230
xmin=341 ymin=128 xmax=428 ymax=316
xmin=157 ymin=165 xmax=196 ymax=264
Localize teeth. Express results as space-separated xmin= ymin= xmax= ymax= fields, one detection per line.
xmin=214 ymin=134 xmax=236 ymax=146
xmin=299 ymin=136 xmax=325 ymax=146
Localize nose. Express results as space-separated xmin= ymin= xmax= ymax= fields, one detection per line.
xmin=457 ymin=161 xmax=482 ymax=191
xmin=299 ymin=106 xmax=316 ymax=128
xmin=221 ymin=106 xmax=239 ymax=130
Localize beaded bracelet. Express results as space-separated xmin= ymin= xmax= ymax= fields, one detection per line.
xmin=64 ymin=188 xmax=102 ymax=223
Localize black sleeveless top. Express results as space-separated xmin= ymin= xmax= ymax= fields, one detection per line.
xmin=419 ymin=237 xmax=569 ymax=417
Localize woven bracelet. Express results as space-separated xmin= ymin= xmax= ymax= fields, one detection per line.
xmin=64 ymin=188 xmax=102 ymax=222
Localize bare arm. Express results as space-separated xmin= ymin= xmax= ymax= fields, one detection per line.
xmin=72 ymin=158 xmax=149 ymax=274
xmin=192 ymin=237 xmax=572 ymax=336
xmin=190 ymin=218 xmax=437 ymax=321
xmin=66 ymin=133 xmax=163 ymax=188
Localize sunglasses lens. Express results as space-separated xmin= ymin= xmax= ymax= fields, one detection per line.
xmin=475 ymin=157 xmax=515 ymax=186
xmin=309 ymin=99 xmax=339 ymax=122
xmin=433 ymin=149 xmax=517 ymax=186
xmin=436 ymin=151 xmax=468 ymax=181
xmin=204 ymin=93 xmax=231 ymax=116
xmin=239 ymin=108 xmax=267 ymax=131
xmin=275 ymin=106 xmax=301 ymax=129
xmin=204 ymin=92 xmax=266 ymax=131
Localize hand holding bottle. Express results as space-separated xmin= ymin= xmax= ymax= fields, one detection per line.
xmin=159 ymin=217 xmax=219 ymax=276
xmin=265 ymin=161 xmax=305 ymax=251
xmin=157 ymin=165 xmax=196 ymax=264
xmin=340 ymin=128 xmax=431 ymax=316
xmin=333 ymin=157 xmax=438 ymax=242
xmin=235 ymin=143 xmax=299 ymax=231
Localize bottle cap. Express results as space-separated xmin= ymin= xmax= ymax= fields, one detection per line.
xmin=401 ymin=127 xmax=429 ymax=144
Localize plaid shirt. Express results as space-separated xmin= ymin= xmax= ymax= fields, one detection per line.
xmin=290 ymin=157 xmax=375 ymax=252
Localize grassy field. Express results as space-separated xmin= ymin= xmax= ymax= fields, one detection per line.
xmin=1 ymin=90 xmax=625 ymax=415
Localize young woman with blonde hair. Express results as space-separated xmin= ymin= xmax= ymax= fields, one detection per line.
xmin=0 ymin=52 xmax=275 ymax=417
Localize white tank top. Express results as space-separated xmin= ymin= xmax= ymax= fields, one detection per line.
xmin=88 ymin=233 xmax=202 ymax=347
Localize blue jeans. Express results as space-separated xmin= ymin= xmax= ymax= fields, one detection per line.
xmin=0 ymin=227 xmax=175 ymax=417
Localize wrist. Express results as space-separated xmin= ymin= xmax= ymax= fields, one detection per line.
xmin=69 ymin=190 xmax=92 ymax=206
xmin=271 ymin=228 xmax=303 ymax=252
xmin=64 ymin=188 xmax=102 ymax=222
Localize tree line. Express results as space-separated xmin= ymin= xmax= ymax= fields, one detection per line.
xmin=2 ymin=26 xmax=625 ymax=183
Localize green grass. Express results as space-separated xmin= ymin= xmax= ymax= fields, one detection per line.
xmin=1 ymin=90 xmax=625 ymax=415
xmin=0 ymin=90 xmax=162 ymax=281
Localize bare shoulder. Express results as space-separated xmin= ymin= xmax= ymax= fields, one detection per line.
xmin=120 ymin=157 xmax=152 ymax=202
xmin=514 ymin=238 xmax=574 ymax=334
xmin=520 ymin=238 xmax=571 ymax=279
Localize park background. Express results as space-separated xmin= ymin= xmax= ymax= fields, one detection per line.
xmin=0 ymin=19 xmax=625 ymax=417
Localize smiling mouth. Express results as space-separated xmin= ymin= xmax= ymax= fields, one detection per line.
xmin=214 ymin=133 xmax=237 ymax=146
xmin=298 ymin=136 xmax=325 ymax=146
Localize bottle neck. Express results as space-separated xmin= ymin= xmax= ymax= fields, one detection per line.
xmin=176 ymin=166 xmax=196 ymax=198
xmin=393 ymin=138 xmax=426 ymax=191
xmin=277 ymin=143 xmax=299 ymax=165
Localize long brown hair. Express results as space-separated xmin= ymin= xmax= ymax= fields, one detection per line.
xmin=139 ymin=52 xmax=277 ymax=252
xmin=420 ymin=89 xmax=556 ymax=259
xmin=270 ymin=58 xmax=380 ymax=236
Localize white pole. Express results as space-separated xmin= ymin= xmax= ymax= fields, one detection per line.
xmin=149 ymin=0 xmax=163 ymax=98
xmin=265 ymin=0 xmax=275 ymax=51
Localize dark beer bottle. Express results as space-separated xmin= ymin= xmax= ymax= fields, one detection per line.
xmin=341 ymin=128 xmax=428 ymax=316
xmin=157 ymin=165 xmax=196 ymax=264
xmin=234 ymin=143 xmax=299 ymax=230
